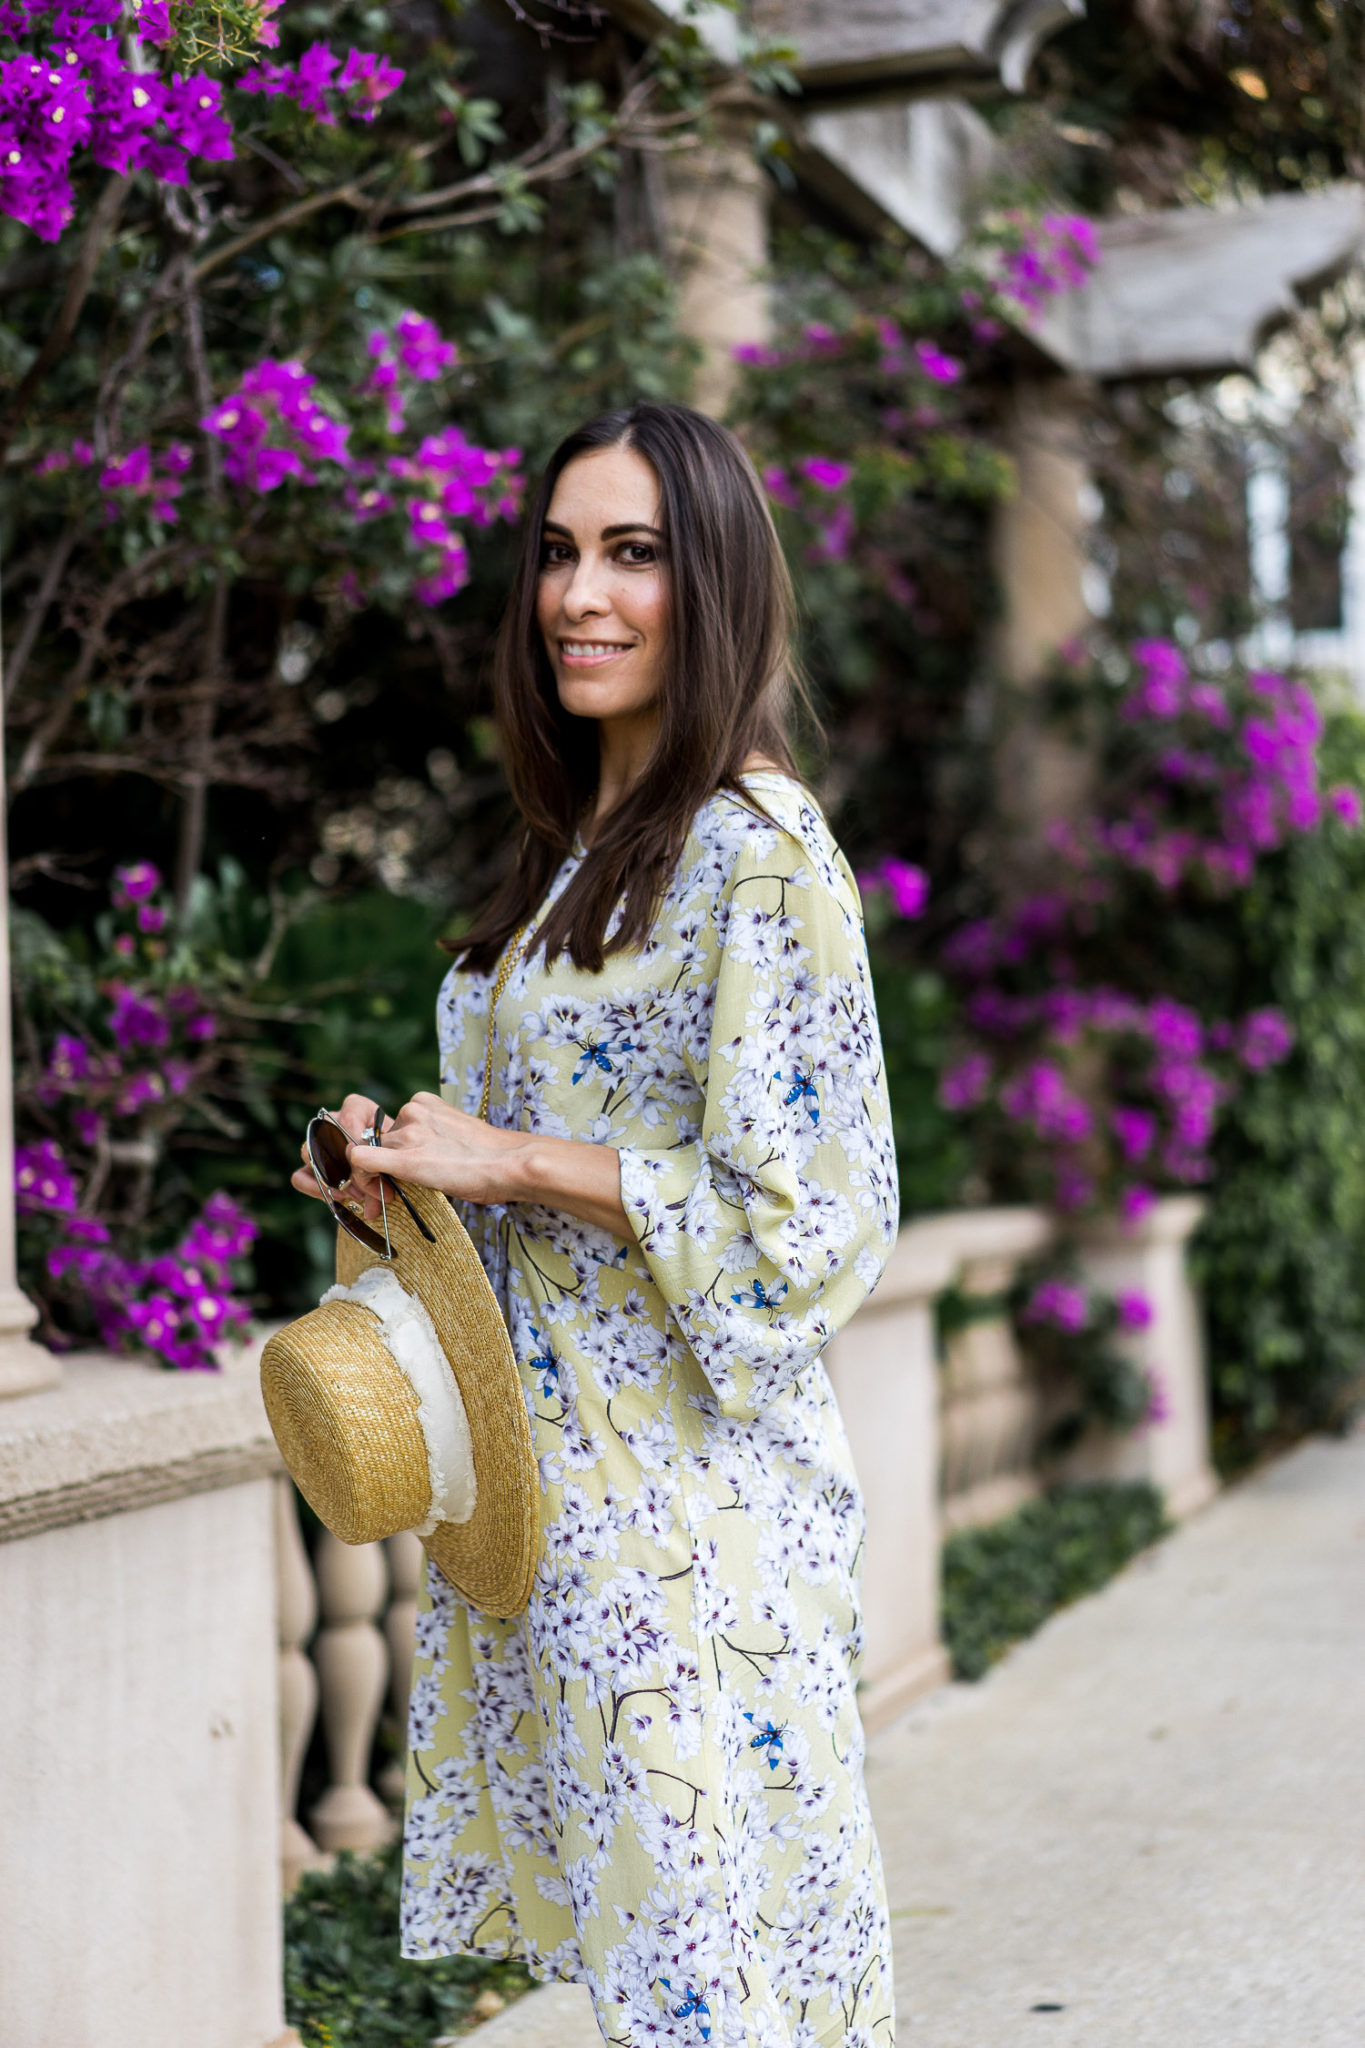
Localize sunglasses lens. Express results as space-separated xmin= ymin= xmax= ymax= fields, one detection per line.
xmin=335 ymin=1209 xmax=391 ymax=1258
xmin=308 ymin=1118 xmax=351 ymax=1189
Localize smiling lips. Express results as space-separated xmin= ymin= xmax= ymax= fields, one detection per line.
xmin=559 ymin=639 xmax=637 ymax=666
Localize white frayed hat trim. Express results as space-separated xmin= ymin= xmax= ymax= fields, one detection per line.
xmin=321 ymin=1264 xmax=477 ymax=1531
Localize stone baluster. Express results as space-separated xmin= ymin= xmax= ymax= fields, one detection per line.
xmin=309 ymin=1531 xmax=395 ymax=1852
xmin=377 ymin=1530 xmax=423 ymax=1807
xmin=934 ymin=1209 xmax=1056 ymax=1531
xmin=274 ymin=1477 xmax=326 ymax=1893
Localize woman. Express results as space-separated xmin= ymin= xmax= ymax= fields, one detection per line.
xmin=294 ymin=401 xmax=899 ymax=2047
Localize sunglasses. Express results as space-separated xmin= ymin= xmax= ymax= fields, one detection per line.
xmin=305 ymin=1106 xmax=436 ymax=1259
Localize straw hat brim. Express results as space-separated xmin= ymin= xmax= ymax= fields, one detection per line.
xmin=265 ymin=1182 xmax=539 ymax=1618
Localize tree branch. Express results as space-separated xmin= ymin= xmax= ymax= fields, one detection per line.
xmin=3 ymin=523 xmax=81 ymax=707
xmin=0 ymin=173 xmax=132 ymax=472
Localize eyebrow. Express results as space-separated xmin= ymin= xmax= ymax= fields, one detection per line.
xmin=542 ymin=520 xmax=664 ymax=541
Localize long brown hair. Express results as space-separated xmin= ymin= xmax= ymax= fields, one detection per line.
xmin=449 ymin=401 xmax=812 ymax=977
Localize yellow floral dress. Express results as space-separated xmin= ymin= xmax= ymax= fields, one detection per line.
xmin=401 ymin=772 xmax=898 ymax=2048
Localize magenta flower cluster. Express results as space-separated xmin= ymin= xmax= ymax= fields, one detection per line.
xmin=42 ymin=1191 xmax=257 ymax=1370
xmin=1019 ymin=1275 xmax=1164 ymax=1423
xmin=16 ymin=858 xmax=256 ymax=1370
xmin=0 ymin=4 xmax=400 ymax=244
xmin=857 ymin=857 xmax=929 ymax=921
xmin=198 ymin=323 xmax=520 ymax=603
xmin=365 ymin=309 xmax=457 ymax=433
xmin=203 ymin=358 xmax=351 ymax=490
xmin=991 ymin=212 xmax=1100 ymax=319
xmin=32 ymin=859 xmax=218 ymax=1130
xmin=0 ymin=0 xmax=232 ymax=240
xmin=762 ymin=456 xmax=855 ymax=564
xmin=236 ymin=40 xmax=402 ymax=124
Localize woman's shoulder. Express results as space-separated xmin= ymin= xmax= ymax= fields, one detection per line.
xmin=684 ymin=771 xmax=854 ymax=903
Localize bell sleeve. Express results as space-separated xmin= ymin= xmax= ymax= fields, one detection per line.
xmin=616 ymin=813 xmax=899 ymax=1419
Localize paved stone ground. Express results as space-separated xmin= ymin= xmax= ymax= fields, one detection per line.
xmin=477 ymin=1428 xmax=1365 ymax=2048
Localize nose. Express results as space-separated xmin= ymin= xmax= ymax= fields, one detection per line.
xmin=560 ymin=550 xmax=612 ymax=622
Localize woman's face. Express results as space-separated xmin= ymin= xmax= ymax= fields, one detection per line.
xmin=536 ymin=444 xmax=669 ymax=731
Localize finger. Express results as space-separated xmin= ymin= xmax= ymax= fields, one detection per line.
xmin=291 ymin=1166 xmax=328 ymax=1200
xmin=335 ymin=1095 xmax=380 ymax=1138
xmin=351 ymin=1140 xmax=426 ymax=1183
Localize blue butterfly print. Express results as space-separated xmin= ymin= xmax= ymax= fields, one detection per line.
xmin=743 ymin=1712 xmax=786 ymax=1769
xmin=660 ymin=1981 xmax=711 ymax=2042
xmin=572 ymin=1037 xmax=636 ymax=1084
xmin=731 ymin=1277 xmax=789 ymax=1312
xmin=526 ymin=1328 xmax=558 ymax=1396
xmin=773 ymin=1066 xmax=820 ymax=1125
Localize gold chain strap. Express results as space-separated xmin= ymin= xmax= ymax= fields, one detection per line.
xmin=478 ymin=924 xmax=531 ymax=1121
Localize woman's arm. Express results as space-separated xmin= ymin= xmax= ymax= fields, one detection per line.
xmin=291 ymin=1089 xmax=628 ymax=1237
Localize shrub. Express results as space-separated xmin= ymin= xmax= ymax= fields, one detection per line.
xmin=941 ymin=1481 xmax=1169 ymax=1682
xmin=284 ymin=1839 xmax=533 ymax=2048
xmin=1193 ymin=710 xmax=1365 ymax=1456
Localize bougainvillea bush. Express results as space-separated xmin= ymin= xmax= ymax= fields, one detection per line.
xmin=12 ymin=857 xmax=259 ymax=1361
xmin=933 ymin=636 xmax=1365 ymax=1449
xmin=0 ymin=0 xmax=788 ymax=1357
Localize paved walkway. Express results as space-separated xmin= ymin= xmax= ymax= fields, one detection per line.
xmin=478 ymin=1428 xmax=1365 ymax=2048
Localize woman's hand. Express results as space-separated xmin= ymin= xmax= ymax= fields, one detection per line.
xmin=291 ymin=1089 xmax=629 ymax=1237
xmin=290 ymin=1092 xmax=393 ymax=1218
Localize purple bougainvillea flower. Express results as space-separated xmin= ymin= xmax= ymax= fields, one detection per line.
xmin=798 ymin=455 xmax=851 ymax=493
xmin=940 ymin=1053 xmax=990 ymax=1112
xmin=1117 ymin=1290 xmax=1154 ymax=1332
xmin=1111 ymin=1105 xmax=1155 ymax=1162
xmin=1000 ymin=1060 xmax=1092 ymax=1144
xmin=1143 ymin=1368 xmax=1172 ymax=1426
xmin=108 ymin=984 xmax=169 ymax=1051
xmin=338 ymin=47 xmax=404 ymax=119
xmin=15 ymin=1138 xmax=79 ymax=1216
xmin=1329 ymin=785 xmax=1362 ymax=827
xmin=1239 ymin=1007 xmax=1293 ymax=1070
xmin=1121 ymin=1184 xmax=1157 ymax=1226
xmin=1023 ymin=1278 xmax=1089 ymax=1333
xmin=914 ymin=340 xmax=963 ymax=384
xmin=113 ymin=859 xmax=161 ymax=904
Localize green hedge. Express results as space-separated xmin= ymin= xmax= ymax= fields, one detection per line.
xmin=941 ymin=1481 xmax=1169 ymax=1682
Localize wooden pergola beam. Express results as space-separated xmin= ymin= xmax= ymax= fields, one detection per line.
xmin=1034 ymin=187 xmax=1365 ymax=381
xmin=603 ymin=0 xmax=1081 ymax=97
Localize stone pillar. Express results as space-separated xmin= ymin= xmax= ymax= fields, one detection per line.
xmin=991 ymin=377 xmax=1097 ymax=851
xmin=0 ymin=1340 xmax=294 ymax=2048
xmin=1069 ymin=1194 xmax=1218 ymax=1521
xmin=660 ymin=125 xmax=771 ymax=420
xmin=825 ymin=1222 xmax=958 ymax=1732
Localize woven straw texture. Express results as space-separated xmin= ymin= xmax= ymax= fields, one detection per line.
xmin=261 ymin=1182 xmax=539 ymax=1617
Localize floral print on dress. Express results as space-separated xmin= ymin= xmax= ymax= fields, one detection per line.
xmin=402 ymin=773 xmax=898 ymax=2048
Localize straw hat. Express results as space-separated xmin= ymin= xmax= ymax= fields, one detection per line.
xmin=260 ymin=1183 xmax=539 ymax=1617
